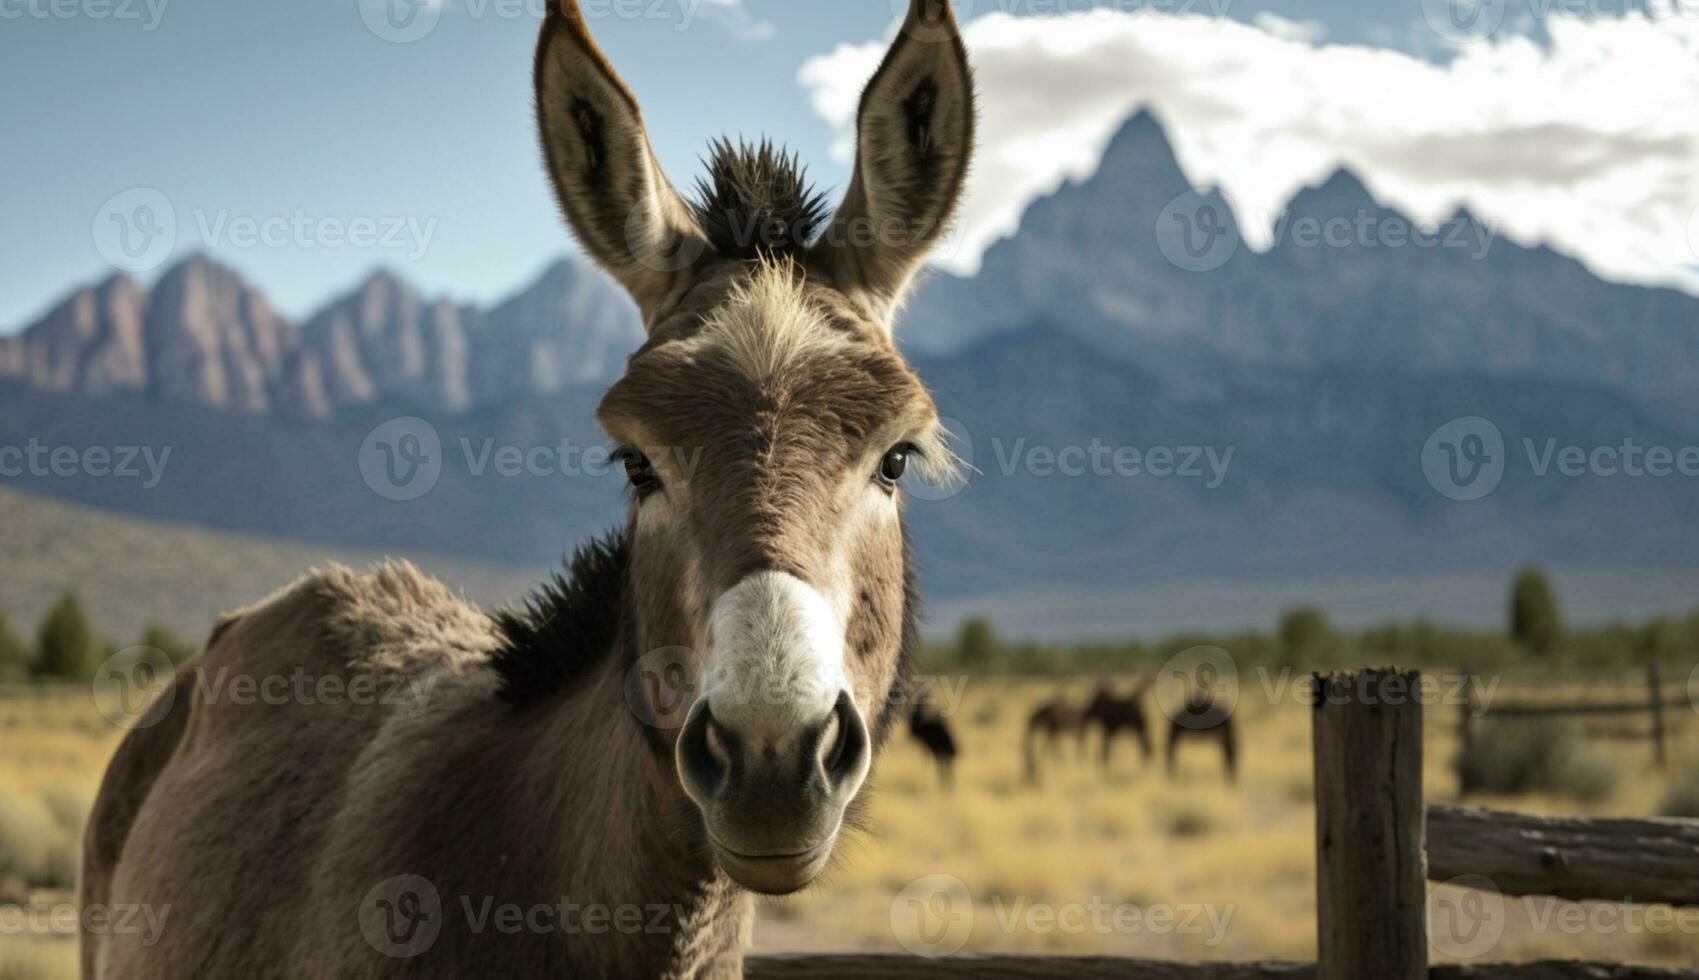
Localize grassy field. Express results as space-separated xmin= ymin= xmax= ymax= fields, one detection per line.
xmin=4 ymin=674 xmax=1697 ymax=976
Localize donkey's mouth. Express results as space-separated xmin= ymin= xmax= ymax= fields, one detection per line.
xmin=710 ymin=836 xmax=834 ymax=895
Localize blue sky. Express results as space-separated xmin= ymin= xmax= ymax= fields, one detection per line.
xmin=4 ymin=0 xmax=1697 ymax=329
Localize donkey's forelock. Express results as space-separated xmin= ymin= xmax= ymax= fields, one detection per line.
xmin=690 ymin=139 xmax=829 ymax=261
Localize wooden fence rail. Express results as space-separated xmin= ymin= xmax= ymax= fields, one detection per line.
xmin=1427 ymin=805 xmax=1699 ymax=908
xmin=1461 ymin=663 xmax=1686 ymax=769
xmin=744 ymin=955 xmax=1699 ymax=978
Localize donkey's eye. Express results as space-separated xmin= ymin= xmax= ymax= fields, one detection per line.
xmin=616 ymin=448 xmax=659 ymax=495
xmin=876 ymin=444 xmax=912 ymax=488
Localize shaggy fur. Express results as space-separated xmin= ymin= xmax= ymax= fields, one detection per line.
xmin=489 ymin=530 xmax=631 ymax=706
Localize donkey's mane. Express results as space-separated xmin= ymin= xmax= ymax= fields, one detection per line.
xmin=690 ymin=138 xmax=829 ymax=259
xmin=489 ymin=529 xmax=630 ymax=705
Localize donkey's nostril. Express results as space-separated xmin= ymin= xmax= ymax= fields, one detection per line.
xmin=820 ymin=690 xmax=869 ymax=791
xmin=678 ymin=701 xmax=732 ymax=805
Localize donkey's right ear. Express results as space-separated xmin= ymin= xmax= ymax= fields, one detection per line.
xmin=534 ymin=0 xmax=711 ymax=327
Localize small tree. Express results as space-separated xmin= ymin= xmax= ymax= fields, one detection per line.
xmin=37 ymin=593 xmax=100 ymax=682
xmin=1279 ymin=606 xmax=1332 ymax=656
xmin=140 ymin=623 xmax=194 ymax=666
xmin=957 ymin=617 xmax=999 ymax=672
xmin=0 ymin=610 xmax=31 ymax=682
xmin=1509 ymin=568 xmax=1562 ymax=654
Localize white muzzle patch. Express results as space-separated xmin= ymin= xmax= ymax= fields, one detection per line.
xmin=705 ymin=570 xmax=847 ymax=742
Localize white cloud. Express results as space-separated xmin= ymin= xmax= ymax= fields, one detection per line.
xmin=798 ymin=9 xmax=1699 ymax=293
xmin=1252 ymin=11 xmax=1327 ymax=43
xmin=695 ymin=0 xmax=775 ymax=41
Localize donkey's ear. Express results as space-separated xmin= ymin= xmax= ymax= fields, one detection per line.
xmin=811 ymin=0 xmax=975 ymax=328
xmin=534 ymin=0 xmax=711 ymax=327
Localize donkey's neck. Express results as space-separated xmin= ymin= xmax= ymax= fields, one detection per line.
xmin=505 ymin=651 xmax=749 ymax=976
xmin=461 ymin=525 xmax=753 ymax=978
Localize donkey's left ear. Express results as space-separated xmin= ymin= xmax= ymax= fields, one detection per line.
xmin=810 ymin=0 xmax=975 ymax=329
xmin=535 ymin=0 xmax=711 ymax=328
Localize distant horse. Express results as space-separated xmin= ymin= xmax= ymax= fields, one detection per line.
xmin=909 ymin=704 xmax=958 ymax=789
xmin=1023 ymin=695 xmax=1087 ymax=783
xmin=1082 ymin=676 xmax=1155 ymax=770
xmin=1166 ymin=688 xmax=1237 ymax=784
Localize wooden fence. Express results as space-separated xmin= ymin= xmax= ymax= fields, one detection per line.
xmin=748 ymin=668 xmax=1699 ymax=980
xmin=1459 ymin=662 xmax=1688 ymax=768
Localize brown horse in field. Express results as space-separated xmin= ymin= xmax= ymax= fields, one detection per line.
xmin=80 ymin=1 xmax=976 ymax=976
xmin=1166 ymin=689 xmax=1238 ymax=784
xmin=908 ymin=703 xmax=958 ymax=790
xmin=1023 ymin=694 xmax=1086 ymax=783
xmin=1083 ymin=676 xmax=1156 ymax=769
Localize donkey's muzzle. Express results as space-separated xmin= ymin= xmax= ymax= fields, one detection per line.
xmin=677 ymin=689 xmax=870 ymax=894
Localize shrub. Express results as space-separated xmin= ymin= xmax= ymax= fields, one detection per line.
xmin=1161 ymin=803 xmax=1214 ymax=838
xmin=1455 ymin=718 xmax=1616 ymax=802
xmin=40 ymin=784 xmax=92 ymax=837
xmin=1509 ymin=568 xmax=1562 ymax=654
xmin=1659 ymin=761 xmax=1699 ymax=818
xmin=139 ymin=623 xmax=194 ymax=666
xmin=1279 ymin=606 xmax=1333 ymax=657
xmin=0 ymin=612 xmax=30 ymax=683
xmin=956 ymin=617 xmax=999 ymax=672
xmin=0 ymin=794 xmax=77 ymax=888
xmin=36 ymin=594 xmax=99 ymax=682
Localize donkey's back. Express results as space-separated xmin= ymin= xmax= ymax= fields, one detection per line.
xmin=81 ymin=562 xmax=503 ymax=980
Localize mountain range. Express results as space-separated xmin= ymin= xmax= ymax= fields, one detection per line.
xmin=4 ymin=110 xmax=1698 ymax=630
xmin=0 ymin=253 xmax=643 ymax=420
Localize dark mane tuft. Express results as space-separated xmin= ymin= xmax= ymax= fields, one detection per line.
xmin=489 ymin=529 xmax=630 ymax=705
xmin=690 ymin=137 xmax=830 ymax=259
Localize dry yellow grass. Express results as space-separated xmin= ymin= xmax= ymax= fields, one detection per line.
xmin=3 ymin=676 xmax=1696 ymax=977
xmin=0 ymin=687 xmax=121 ymax=980
xmin=758 ymin=676 xmax=1699 ymax=968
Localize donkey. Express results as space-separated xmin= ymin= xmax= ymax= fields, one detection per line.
xmin=80 ymin=1 xmax=975 ymax=976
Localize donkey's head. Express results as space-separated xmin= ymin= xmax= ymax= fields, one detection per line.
xmin=534 ymin=0 xmax=974 ymax=894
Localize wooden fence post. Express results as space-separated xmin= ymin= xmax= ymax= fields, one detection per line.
xmin=1649 ymin=661 xmax=1667 ymax=770
xmin=1457 ymin=665 xmax=1475 ymax=797
xmin=1312 ymin=668 xmax=1427 ymax=980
